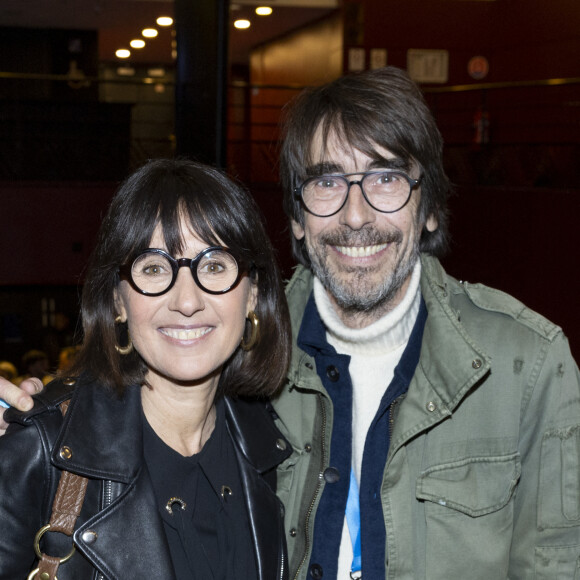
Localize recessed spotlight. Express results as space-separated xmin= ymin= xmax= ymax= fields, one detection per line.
xmin=130 ymin=39 xmax=146 ymax=49
xmin=142 ymin=28 xmax=158 ymax=38
xmin=116 ymin=49 xmax=131 ymax=59
xmin=234 ymin=19 xmax=251 ymax=29
xmin=157 ymin=16 xmax=173 ymax=26
xmin=256 ymin=7 xmax=272 ymax=16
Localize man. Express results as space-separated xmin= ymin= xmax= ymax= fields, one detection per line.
xmin=2 ymin=67 xmax=580 ymax=579
xmin=269 ymin=66 xmax=580 ymax=579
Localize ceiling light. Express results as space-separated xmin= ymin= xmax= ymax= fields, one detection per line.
xmin=115 ymin=49 xmax=131 ymax=59
xmin=256 ymin=7 xmax=273 ymax=16
xmin=234 ymin=19 xmax=251 ymax=29
xmin=130 ymin=39 xmax=146 ymax=49
xmin=157 ymin=16 xmax=173 ymax=26
xmin=142 ymin=28 xmax=158 ymax=38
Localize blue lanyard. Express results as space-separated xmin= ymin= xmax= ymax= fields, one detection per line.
xmin=346 ymin=468 xmax=362 ymax=578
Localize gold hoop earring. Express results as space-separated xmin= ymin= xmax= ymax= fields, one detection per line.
xmin=114 ymin=316 xmax=133 ymax=355
xmin=240 ymin=311 xmax=260 ymax=351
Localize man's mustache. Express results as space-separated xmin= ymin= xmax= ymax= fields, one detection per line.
xmin=318 ymin=227 xmax=403 ymax=248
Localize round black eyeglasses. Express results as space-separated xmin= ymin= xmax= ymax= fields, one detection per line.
xmin=294 ymin=170 xmax=422 ymax=217
xmin=119 ymin=247 xmax=244 ymax=296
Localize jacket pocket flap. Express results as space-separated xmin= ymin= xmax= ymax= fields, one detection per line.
xmin=416 ymin=453 xmax=521 ymax=517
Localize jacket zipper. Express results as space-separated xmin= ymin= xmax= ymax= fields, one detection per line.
xmin=384 ymin=394 xmax=407 ymax=572
xmin=293 ymin=393 xmax=327 ymax=580
xmin=95 ymin=480 xmax=114 ymax=580
xmin=278 ymin=494 xmax=286 ymax=580
xmin=103 ymin=480 xmax=113 ymax=508
xmin=388 ymin=393 xmax=409 ymax=449
xmin=388 ymin=399 xmax=398 ymax=442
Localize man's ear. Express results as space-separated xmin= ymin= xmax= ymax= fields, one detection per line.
xmin=425 ymin=214 xmax=438 ymax=232
xmin=291 ymin=219 xmax=305 ymax=241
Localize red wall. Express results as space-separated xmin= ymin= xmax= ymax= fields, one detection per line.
xmin=358 ymin=0 xmax=580 ymax=82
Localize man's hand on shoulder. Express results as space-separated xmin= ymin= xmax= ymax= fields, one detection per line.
xmin=0 ymin=377 xmax=43 ymax=435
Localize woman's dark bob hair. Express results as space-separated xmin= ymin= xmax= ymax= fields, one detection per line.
xmin=68 ymin=159 xmax=291 ymax=398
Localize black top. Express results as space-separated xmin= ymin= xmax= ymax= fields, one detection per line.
xmin=143 ymin=397 xmax=258 ymax=580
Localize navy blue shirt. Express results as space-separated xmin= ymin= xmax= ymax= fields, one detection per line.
xmin=298 ymin=293 xmax=427 ymax=579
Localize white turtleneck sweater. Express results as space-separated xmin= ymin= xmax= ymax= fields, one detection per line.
xmin=312 ymin=261 xmax=422 ymax=577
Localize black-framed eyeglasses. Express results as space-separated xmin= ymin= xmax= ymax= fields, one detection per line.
xmin=294 ymin=170 xmax=422 ymax=218
xmin=119 ymin=247 xmax=244 ymax=296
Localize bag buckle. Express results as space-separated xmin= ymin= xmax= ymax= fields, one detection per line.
xmin=28 ymin=523 xmax=76 ymax=580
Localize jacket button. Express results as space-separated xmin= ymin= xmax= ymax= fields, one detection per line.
xmin=323 ymin=467 xmax=340 ymax=483
xmin=289 ymin=528 xmax=297 ymax=537
xmin=310 ymin=563 xmax=323 ymax=578
xmin=82 ymin=530 xmax=98 ymax=544
xmin=63 ymin=377 xmax=76 ymax=386
xmin=426 ymin=401 xmax=437 ymax=412
xmin=276 ymin=438 xmax=287 ymax=451
xmin=326 ymin=366 xmax=339 ymax=382
xmin=59 ymin=446 xmax=72 ymax=460
xmin=472 ymin=359 xmax=483 ymax=369
xmin=304 ymin=443 xmax=312 ymax=453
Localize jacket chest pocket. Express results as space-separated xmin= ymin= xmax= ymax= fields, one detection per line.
xmin=416 ymin=452 xmax=521 ymax=517
xmin=415 ymin=453 xmax=520 ymax=578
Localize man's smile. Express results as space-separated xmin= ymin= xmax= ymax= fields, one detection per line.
xmin=334 ymin=243 xmax=388 ymax=258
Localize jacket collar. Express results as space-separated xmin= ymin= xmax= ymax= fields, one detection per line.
xmin=297 ymin=292 xmax=338 ymax=357
xmin=285 ymin=265 xmax=328 ymax=394
xmin=50 ymin=377 xmax=291 ymax=481
xmin=285 ymin=257 xmax=491 ymax=409
xmin=51 ymin=377 xmax=143 ymax=482
xmin=225 ymin=397 xmax=292 ymax=472
xmin=418 ymin=254 xmax=491 ymax=411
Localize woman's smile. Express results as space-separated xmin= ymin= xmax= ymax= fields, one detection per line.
xmin=159 ymin=326 xmax=214 ymax=342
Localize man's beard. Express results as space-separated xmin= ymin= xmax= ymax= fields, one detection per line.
xmin=306 ymin=226 xmax=420 ymax=316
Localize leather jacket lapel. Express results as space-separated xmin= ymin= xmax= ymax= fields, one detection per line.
xmin=225 ymin=397 xmax=291 ymax=580
xmin=74 ymin=464 xmax=176 ymax=580
xmin=51 ymin=380 xmax=143 ymax=482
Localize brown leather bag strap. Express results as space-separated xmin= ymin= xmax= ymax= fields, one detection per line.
xmin=32 ymin=399 xmax=89 ymax=580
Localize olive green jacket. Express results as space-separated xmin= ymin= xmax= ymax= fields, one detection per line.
xmin=272 ymin=254 xmax=580 ymax=580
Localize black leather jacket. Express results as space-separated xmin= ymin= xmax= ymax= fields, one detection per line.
xmin=0 ymin=376 xmax=291 ymax=580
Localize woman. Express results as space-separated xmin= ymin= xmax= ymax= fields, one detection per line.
xmin=0 ymin=159 xmax=292 ymax=580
